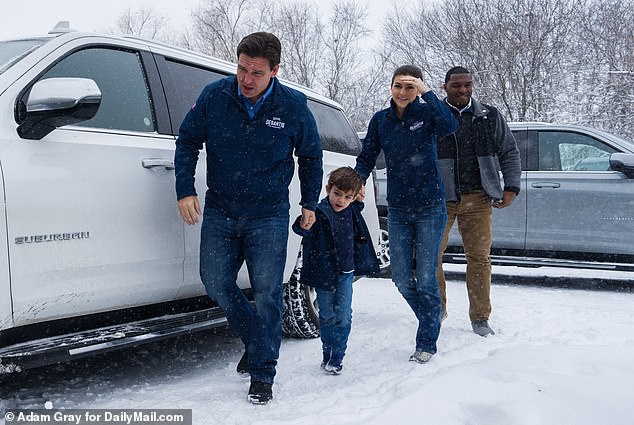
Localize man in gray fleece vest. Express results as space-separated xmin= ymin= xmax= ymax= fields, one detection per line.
xmin=436 ymin=66 xmax=521 ymax=337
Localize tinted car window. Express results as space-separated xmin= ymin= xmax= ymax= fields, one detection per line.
xmin=160 ymin=58 xmax=359 ymax=155
xmin=40 ymin=48 xmax=155 ymax=132
xmin=308 ymin=99 xmax=360 ymax=155
xmin=162 ymin=58 xmax=225 ymax=133
xmin=538 ymin=130 xmax=617 ymax=171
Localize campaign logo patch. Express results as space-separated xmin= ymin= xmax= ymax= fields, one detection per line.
xmin=266 ymin=117 xmax=286 ymax=129
xmin=410 ymin=121 xmax=425 ymax=131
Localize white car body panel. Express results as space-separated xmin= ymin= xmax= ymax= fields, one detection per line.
xmin=4 ymin=128 xmax=184 ymax=325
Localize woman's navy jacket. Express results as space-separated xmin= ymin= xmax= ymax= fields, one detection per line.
xmin=356 ymin=92 xmax=457 ymax=212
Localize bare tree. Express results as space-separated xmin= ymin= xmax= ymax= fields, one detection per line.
xmin=379 ymin=2 xmax=437 ymax=84
xmin=187 ymin=0 xmax=280 ymax=62
xmin=190 ymin=0 xmax=253 ymax=61
xmin=321 ymin=1 xmax=370 ymax=104
xmin=110 ymin=0 xmax=634 ymax=138
xmin=380 ymin=0 xmax=587 ymax=122
xmin=422 ymin=0 xmax=584 ymax=122
xmin=576 ymin=0 xmax=634 ymax=138
xmin=156 ymin=0 xmax=383 ymax=130
xmin=273 ymin=2 xmax=324 ymax=87
xmin=114 ymin=7 xmax=174 ymax=43
xmin=344 ymin=55 xmax=392 ymax=131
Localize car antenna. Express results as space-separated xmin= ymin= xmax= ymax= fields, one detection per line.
xmin=49 ymin=21 xmax=77 ymax=34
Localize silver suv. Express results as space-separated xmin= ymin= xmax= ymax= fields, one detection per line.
xmin=0 ymin=23 xmax=379 ymax=373
xmin=368 ymin=123 xmax=634 ymax=276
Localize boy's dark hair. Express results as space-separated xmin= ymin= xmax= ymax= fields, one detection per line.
xmin=445 ymin=66 xmax=471 ymax=83
xmin=236 ymin=32 xmax=282 ymax=70
xmin=327 ymin=167 xmax=364 ymax=195
xmin=392 ymin=64 xmax=423 ymax=84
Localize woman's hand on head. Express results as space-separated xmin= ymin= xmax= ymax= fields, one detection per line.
xmin=401 ymin=76 xmax=431 ymax=95
xmin=414 ymin=77 xmax=431 ymax=95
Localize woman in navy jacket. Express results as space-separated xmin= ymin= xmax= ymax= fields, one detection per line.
xmin=355 ymin=65 xmax=457 ymax=364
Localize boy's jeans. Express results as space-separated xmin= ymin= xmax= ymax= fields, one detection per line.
xmin=315 ymin=273 xmax=354 ymax=359
xmin=388 ymin=205 xmax=447 ymax=354
xmin=199 ymin=207 xmax=289 ymax=385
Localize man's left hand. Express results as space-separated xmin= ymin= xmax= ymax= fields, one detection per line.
xmin=300 ymin=208 xmax=316 ymax=229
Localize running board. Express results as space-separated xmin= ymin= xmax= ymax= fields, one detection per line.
xmin=0 ymin=307 xmax=227 ymax=373
xmin=443 ymin=253 xmax=634 ymax=272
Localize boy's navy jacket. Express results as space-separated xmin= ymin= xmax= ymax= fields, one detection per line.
xmin=174 ymin=75 xmax=323 ymax=219
xmin=292 ymin=198 xmax=380 ymax=291
xmin=355 ymin=91 xmax=458 ymax=212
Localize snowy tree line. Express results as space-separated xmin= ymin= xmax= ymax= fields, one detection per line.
xmin=114 ymin=0 xmax=634 ymax=139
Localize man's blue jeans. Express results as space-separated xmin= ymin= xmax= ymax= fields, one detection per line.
xmin=199 ymin=207 xmax=289 ymax=384
xmin=388 ymin=205 xmax=447 ymax=354
xmin=315 ymin=273 xmax=354 ymax=360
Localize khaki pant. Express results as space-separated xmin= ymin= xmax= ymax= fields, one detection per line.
xmin=437 ymin=191 xmax=492 ymax=321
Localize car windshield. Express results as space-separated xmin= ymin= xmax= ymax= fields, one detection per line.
xmin=0 ymin=39 xmax=48 ymax=75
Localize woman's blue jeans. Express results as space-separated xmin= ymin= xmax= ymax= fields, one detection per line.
xmin=315 ymin=273 xmax=354 ymax=359
xmin=388 ymin=204 xmax=447 ymax=354
xmin=199 ymin=207 xmax=289 ymax=384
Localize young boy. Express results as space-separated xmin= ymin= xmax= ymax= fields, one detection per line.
xmin=292 ymin=166 xmax=380 ymax=374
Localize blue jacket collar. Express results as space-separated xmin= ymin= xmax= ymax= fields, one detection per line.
xmin=238 ymin=78 xmax=275 ymax=105
xmin=224 ymin=76 xmax=280 ymax=114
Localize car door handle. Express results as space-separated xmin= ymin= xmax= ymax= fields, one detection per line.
xmin=531 ymin=182 xmax=561 ymax=189
xmin=142 ymin=159 xmax=175 ymax=170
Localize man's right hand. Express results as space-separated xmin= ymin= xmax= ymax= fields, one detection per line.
xmin=178 ymin=195 xmax=201 ymax=225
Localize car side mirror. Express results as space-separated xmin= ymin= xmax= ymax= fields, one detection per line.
xmin=610 ymin=153 xmax=634 ymax=178
xmin=17 ymin=77 xmax=101 ymax=140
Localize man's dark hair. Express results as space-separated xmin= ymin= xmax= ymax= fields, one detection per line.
xmin=445 ymin=66 xmax=471 ymax=83
xmin=391 ymin=64 xmax=423 ymax=84
xmin=328 ymin=167 xmax=364 ymax=195
xmin=236 ymin=32 xmax=282 ymax=70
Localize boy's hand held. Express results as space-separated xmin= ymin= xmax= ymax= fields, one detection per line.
xmin=355 ymin=185 xmax=366 ymax=202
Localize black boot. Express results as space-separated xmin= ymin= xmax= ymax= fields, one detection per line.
xmin=247 ymin=381 xmax=273 ymax=405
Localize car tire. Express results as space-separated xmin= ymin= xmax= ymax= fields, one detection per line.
xmin=282 ymin=249 xmax=320 ymax=338
xmin=377 ymin=215 xmax=391 ymax=278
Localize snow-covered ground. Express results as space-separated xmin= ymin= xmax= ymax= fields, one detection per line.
xmin=2 ymin=270 xmax=633 ymax=425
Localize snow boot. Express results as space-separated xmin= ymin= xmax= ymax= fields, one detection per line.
xmin=247 ymin=381 xmax=273 ymax=405
xmin=471 ymin=320 xmax=495 ymax=337
xmin=409 ymin=350 xmax=433 ymax=364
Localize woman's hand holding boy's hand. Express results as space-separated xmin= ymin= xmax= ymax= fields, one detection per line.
xmin=355 ymin=185 xmax=366 ymax=202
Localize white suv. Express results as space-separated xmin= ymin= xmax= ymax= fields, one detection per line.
xmin=0 ymin=23 xmax=379 ymax=373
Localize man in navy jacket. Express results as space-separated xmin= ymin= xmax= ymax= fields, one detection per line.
xmin=174 ymin=32 xmax=323 ymax=404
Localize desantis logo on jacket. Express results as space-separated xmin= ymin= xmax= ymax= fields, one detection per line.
xmin=265 ymin=117 xmax=286 ymax=129
xmin=410 ymin=120 xmax=425 ymax=131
